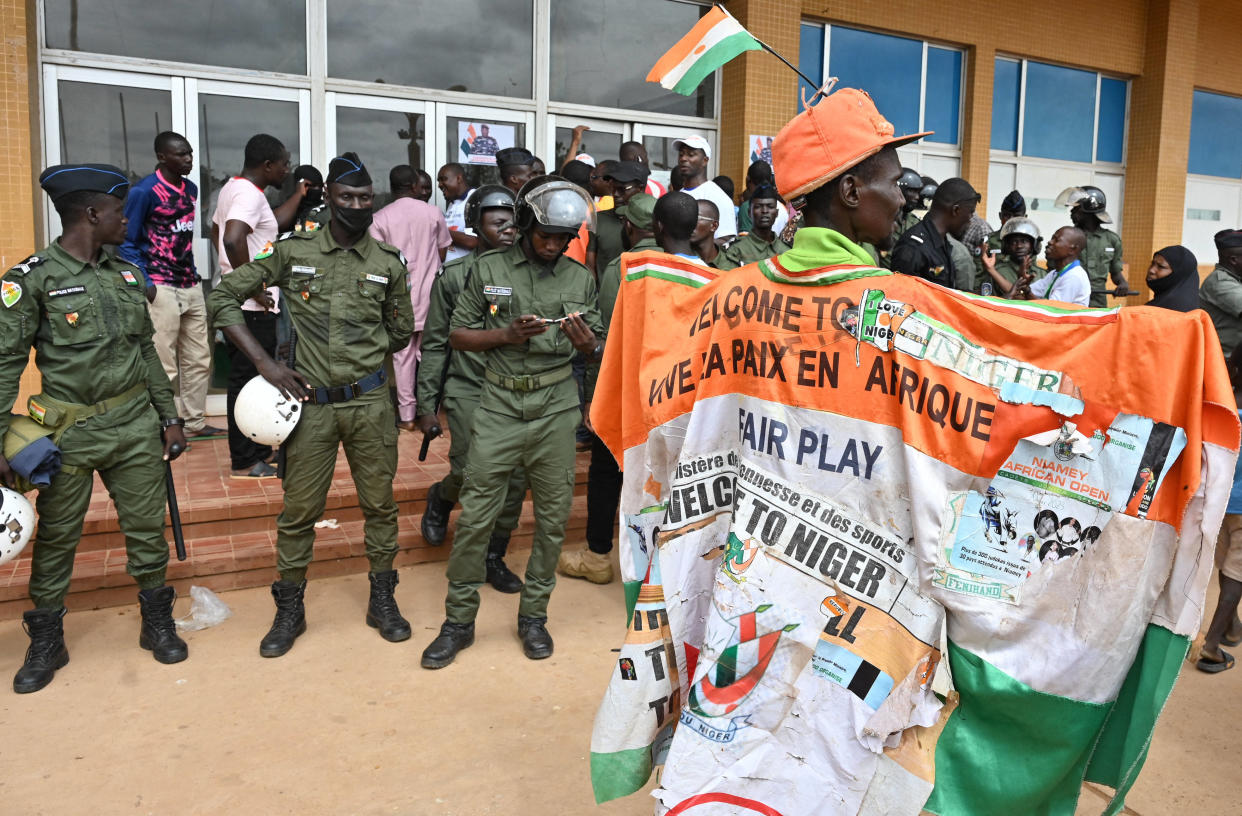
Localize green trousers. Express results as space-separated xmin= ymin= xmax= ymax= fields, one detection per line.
xmin=31 ymin=398 xmax=167 ymax=608
xmin=442 ymin=394 xmax=525 ymax=536
xmin=445 ymin=405 xmax=578 ymax=622
xmin=276 ymin=396 xmax=399 ymax=582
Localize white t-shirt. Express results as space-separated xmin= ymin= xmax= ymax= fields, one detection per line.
xmin=683 ymin=180 xmax=737 ymax=239
xmin=444 ymin=188 xmax=475 ymax=263
xmin=212 ymin=176 xmax=280 ymax=312
xmin=1031 ymin=259 xmax=1090 ymax=307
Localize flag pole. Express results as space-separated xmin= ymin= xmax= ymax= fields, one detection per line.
xmin=715 ymin=3 xmax=821 ymax=90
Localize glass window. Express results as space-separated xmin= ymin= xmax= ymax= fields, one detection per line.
xmin=44 ymin=0 xmax=305 ymax=74
xmin=828 ymin=27 xmax=923 ymax=139
xmin=991 ymin=58 xmax=1021 ymax=151
xmin=554 ymin=128 xmax=622 ymax=172
xmin=336 ymin=108 xmax=426 ymax=210
xmin=1022 ymin=62 xmax=1096 ymax=163
xmin=924 ymin=47 xmax=962 ymax=145
xmin=327 ymin=0 xmax=533 ymax=98
xmin=445 ymin=116 xmax=528 ymax=190
xmin=798 ymin=22 xmax=824 ymax=112
xmin=1189 ymin=90 xmax=1242 ymax=178
xmin=1095 ymin=78 xmax=1127 ymax=164
xmin=642 ymin=136 xmax=680 ymax=190
xmin=549 ymin=0 xmax=714 ymax=117
xmin=196 ymin=95 xmax=301 ymax=269
xmin=55 ymin=81 xmax=172 ymax=184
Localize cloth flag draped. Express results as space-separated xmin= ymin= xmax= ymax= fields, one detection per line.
xmin=646 ymin=5 xmax=762 ymax=96
xmin=588 ymin=238 xmax=1238 ymax=816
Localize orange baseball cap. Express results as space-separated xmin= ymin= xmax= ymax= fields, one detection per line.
xmin=772 ymin=86 xmax=931 ymax=200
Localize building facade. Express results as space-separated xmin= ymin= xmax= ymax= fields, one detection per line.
xmin=2 ymin=0 xmax=1242 ymax=298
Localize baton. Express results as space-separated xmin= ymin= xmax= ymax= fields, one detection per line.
xmin=164 ymin=450 xmax=186 ymax=562
xmin=1092 ymin=288 xmax=1141 ymax=297
xmin=418 ymin=424 xmax=442 ymax=462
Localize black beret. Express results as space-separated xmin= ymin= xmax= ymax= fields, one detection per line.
xmin=603 ymin=160 xmax=650 ymax=184
xmin=327 ymin=152 xmax=372 ymax=186
xmin=496 ymin=147 xmax=535 ymax=168
xmin=1215 ymin=229 xmax=1242 ymax=250
xmin=293 ymin=164 xmax=323 ymax=185
xmin=1001 ymin=189 xmax=1026 ymax=214
xmin=39 ymin=164 xmax=130 ymax=202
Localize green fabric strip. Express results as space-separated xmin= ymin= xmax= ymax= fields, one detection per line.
xmin=591 ymin=746 xmax=654 ymax=803
xmin=925 ymin=640 xmax=1112 ymax=816
xmin=775 ymin=227 xmax=881 ymax=272
xmin=624 ymin=268 xmax=709 ymax=288
xmin=624 ymin=579 xmax=642 ymax=622
xmin=670 ymin=34 xmax=761 ymax=95
xmin=1085 ymin=624 xmax=1189 ymax=816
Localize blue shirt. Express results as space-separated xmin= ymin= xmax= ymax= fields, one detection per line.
xmin=118 ymin=170 xmax=198 ymax=288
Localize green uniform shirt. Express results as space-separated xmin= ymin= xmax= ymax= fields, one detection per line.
xmin=986 ymin=230 xmax=1003 ymax=255
xmin=948 ymin=234 xmax=978 ymax=292
xmin=991 ymin=256 xmax=1047 ymax=290
xmin=595 ymin=210 xmax=625 ymax=276
xmin=722 ymin=231 xmax=792 ymax=267
xmin=207 ymin=228 xmax=413 ymax=398
xmin=706 ymin=250 xmax=738 ymax=271
xmin=1200 ymin=264 xmax=1242 ymax=355
xmin=416 ymin=250 xmax=489 ymax=413
xmin=451 ymin=241 xmax=603 ymax=420
xmin=1082 ymin=227 xmax=1124 ymax=307
xmin=0 ymin=242 xmax=177 ymax=439
xmin=294 ymin=201 xmax=331 ymax=232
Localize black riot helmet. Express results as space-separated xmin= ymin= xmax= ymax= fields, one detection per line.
xmin=897 ymin=168 xmax=923 ymax=190
xmin=1056 ymin=185 xmax=1112 ymax=223
xmin=463 ymin=185 xmax=516 ymax=230
xmin=514 ymin=174 xmax=595 ymax=236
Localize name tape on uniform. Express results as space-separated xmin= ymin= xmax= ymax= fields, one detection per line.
xmin=365 ymin=273 xmax=389 ymax=285
xmin=292 ymin=265 xmax=317 ymax=276
xmin=47 ymin=286 xmax=87 ymax=298
xmin=484 ymin=285 xmax=513 ymax=297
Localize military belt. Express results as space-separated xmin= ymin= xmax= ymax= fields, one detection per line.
xmin=28 ymin=382 xmax=149 ymax=432
xmin=485 ymin=364 xmax=573 ymax=392
xmin=309 ymin=368 xmax=387 ymax=405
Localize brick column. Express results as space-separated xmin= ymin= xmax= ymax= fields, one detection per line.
xmin=720 ymin=0 xmax=801 ymax=195
xmin=0 ymin=0 xmax=40 ymax=400
xmin=961 ymin=44 xmax=995 ymax=213
xmin=1121 ymin=0 xmax=1199 ymax=297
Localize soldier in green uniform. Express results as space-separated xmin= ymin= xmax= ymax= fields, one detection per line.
xmin=207 ymin=153 xmax=415 ymax=657
xmin=421 ymin=176 xmax=603 ymax=668
xmin=1062 ymin=185 xmax=1133 ymax=307
xmin=982 ymin=217 xmax=1045 ymax=297
xmin=722 ymin=184 xmax=792 ymax=267
xmin=596 ymin=160 xmax=651 ymax=275
xmin=691 ymin=200 xmax=736 ymax=270
xmin=0 ymin=164 xmax=189 ymax=693
xmin=559 ymin=193 xmax=659 ymax=583
xmin=1200 ymin=229 xmax=1242 ymax=355
xmin=415 ymin=185 xmax=526 ymax=593
xmin=291 ymin=165 xmax=330 ymax=232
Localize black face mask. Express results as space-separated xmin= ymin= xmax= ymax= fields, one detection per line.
xmin=304 ymin=187 xmax=324 ymax=206
xmin=332 ymin=205 xmax=373 ymax=235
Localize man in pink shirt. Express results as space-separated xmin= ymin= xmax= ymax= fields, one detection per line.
xmin=210 ymin=133 xmax=308 ymax=478
xmin=370 ymin=164 xmax=452 ymax=430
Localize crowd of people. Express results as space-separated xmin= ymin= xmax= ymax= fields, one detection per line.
xmin=3 ymin=107 xmax=1242 ymax=694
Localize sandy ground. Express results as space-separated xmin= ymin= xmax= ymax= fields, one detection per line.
xmin=0 ymin=551 xmax=1234 ymax=816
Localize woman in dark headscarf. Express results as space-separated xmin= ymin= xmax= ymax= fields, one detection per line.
xmin=1146 ymin=244 xmax=1200 ymax=312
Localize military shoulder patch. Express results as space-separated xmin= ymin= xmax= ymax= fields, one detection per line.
xmin=1 ymin=279 xmax=21 ymax=307
xmin=119 ymin=268 xmax=141 ymax=286
xmin=7 ymin=255 xmax=45 ymax=277
xmin=254 ymin=241 xmax=275 ymax=260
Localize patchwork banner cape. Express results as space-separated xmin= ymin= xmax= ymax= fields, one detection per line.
xmin=588 ymin=240 xmax=1239 ymax=816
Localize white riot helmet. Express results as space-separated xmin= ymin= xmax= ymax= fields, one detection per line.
xmin=0 ymin=487 xmax=34 ymax=565
xmin=235 ymin=375 xmax=303 ymax=446
xmin=515 ymin=175 xmax=596 ymax=235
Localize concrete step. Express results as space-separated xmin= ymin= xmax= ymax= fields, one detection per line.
xmin=0 ymin=430 xmax=595 ymax=620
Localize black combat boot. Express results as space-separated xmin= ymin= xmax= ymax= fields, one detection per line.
xmin=366 ymin=570 xmax=411 ymax=642
xmin=485 ymin=534 xmax=523 ymax=593
xmin=420 ymin=620 xmax=475 ymax=669
xmin=259 ymin=579 xmax=307 ymax=658
xmin=13 ymin=607 xmax=69 ymax=694
xmin=420 ymin=481 xmax=454 ymax=546
xmin=517 ymin=615 xmax=554 ymax=660
xmin=137 ymin=586 xmax=188 ymax=664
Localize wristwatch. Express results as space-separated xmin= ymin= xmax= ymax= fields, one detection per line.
xmin=160 ymin=417 xmax=186 ymax=429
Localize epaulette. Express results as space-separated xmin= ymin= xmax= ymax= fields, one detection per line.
xmin=373 ymin=240 xmax=408 ymax=269
xmin=276 ymin=231 xmax=297 ymax=241
xmin=909 ymin=234 xmax=924 ymax=244
xmin=6 ymin=255 xmax=46 ymax=277
xmin=720 ymin=235 xmax=742 ymax=251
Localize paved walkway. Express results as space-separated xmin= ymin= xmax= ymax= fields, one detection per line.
xmin=0 ymin=549 xmax=1231 ymax=814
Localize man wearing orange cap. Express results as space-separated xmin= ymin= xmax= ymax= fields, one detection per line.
xmin=768 ymin=88 xmax=929 ymax=274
